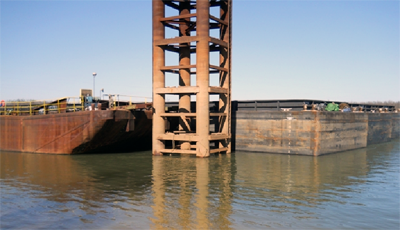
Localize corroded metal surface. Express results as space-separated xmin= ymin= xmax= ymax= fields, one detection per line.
xmin=233 ymin=111 xmax=399 ymax=156
xmin=367 ymin=113 xmax=395 ymax=144
xmin=152 ymin=0 xmax=232 ymax=157
xmin=0 ymin=110 xmax=152 ymax=154
xmin=152 ymin=0 xmax=166 ymax=156
xmin=317 ymin=112 xmax=368 ymax=155
xmin=234 ymin=111 xmax=321 ymax=156
xmin=196 ymin=0 xmax=211 ymax=157
xmin=392 ymin=113 xmax=400 ymax=139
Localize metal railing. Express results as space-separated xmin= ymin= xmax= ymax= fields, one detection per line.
xmin=0 ymin=97 xmax=85 ymax=116
xmin=231 ymin=100 xmax=397 ymax=112
xmin=103 ymin=94 xmax=151 ymax=107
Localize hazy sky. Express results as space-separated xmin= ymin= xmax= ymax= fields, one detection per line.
xmin=1 ymin=0 xmax=399 ymax=102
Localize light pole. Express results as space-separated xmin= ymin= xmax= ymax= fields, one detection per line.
xmin=92 ymin=72 xmax=97 ymax=99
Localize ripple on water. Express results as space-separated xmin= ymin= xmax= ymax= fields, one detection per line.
xmin=1 ymin=142 xmax=399 ymax=229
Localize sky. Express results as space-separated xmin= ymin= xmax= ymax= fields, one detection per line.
xmin=1 ymin=0 xmax=399 ymax=102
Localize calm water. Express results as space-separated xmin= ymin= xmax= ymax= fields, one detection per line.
xmin=1 ymin=141 xmax=399 ymax=229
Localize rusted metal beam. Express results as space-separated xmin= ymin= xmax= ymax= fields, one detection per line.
xmin=209 ymin=86 xmax=228 ymax=94
xmin=209 ymin=14 xmax=228 ymax=26
xmin=161 ymin=64 xmax=225 ymax=73
xmin=152 ymin=0 xmax=232 ymax=156
xmin=159 ymin=149 xmax=197 ymax=154
xmin=179 ymin=1 xmax=192 ymax=136
xmin=160 ymin=13 xmax=197 ymax=22
xmin=158 ymin=133 xmax=199 ymax=142
xmin=219 ymin=0 xmax=231 ymax=152
xmin=157 ymin=133 xmax=229 ymax=142
xmin=209 ymin=37 xmax=228 ymax=48
xmin=160 ymin=64 xmax=196 ymax=70
xmin=196 ymin=0 xmax=210 ymax=157
xmin=154 ymin=36 xmax=198 ymax=46
xmin=155 ymin=86 xmax=200 ymax=94
xmin=152 ymin=0 xmax=166 ymax=155
xmin=209 ymin=64 xmax=228 ymax=72
xmin=210 ymin=147 xmax=228 ymax=154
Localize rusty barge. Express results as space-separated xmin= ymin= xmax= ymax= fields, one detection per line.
xmin=0 ymin=98 xmax=152 ymax=154
xmin=1 ymin=98 xmax=398 ymax=156
xmin=162 ymin=99 xmax=400 ymax=156
xmin=230 ymin=100 xmax=400 ymax=156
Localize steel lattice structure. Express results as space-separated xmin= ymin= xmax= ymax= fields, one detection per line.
xmin=152 ymin=0 xmax=232 ymax=157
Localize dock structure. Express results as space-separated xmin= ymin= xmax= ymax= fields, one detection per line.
xmin=152 ymin=0 xmax=232 ymax=157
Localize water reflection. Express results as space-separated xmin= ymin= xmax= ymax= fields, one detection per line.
xmin=232 ymin=148 xmax=371 ymax=227
xmin=0 ymin=152 xmax=153 ymax=201
xmin=0 ymin=151 xmax=153 ymax=229
xmin=149 ymin=142 xmax=398 ymax=229
xmin=235 ymin=147 xmax=369 ymax=204
xmin=1 ymin=141 xmax=398 ymax=229
xmin=150 ymin=155 xmax=235 ymax=229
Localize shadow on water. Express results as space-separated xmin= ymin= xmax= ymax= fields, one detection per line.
xmin=0 ymin=151 xmax=154 ymax=200
xmin=0 ymin=151 xmax=154 ymax=229
xmin=1 ymin=141 xmax=399 ymax=229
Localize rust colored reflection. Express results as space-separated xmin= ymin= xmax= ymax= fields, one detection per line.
xmin=150 ymin=156 xmax=234 ymax=229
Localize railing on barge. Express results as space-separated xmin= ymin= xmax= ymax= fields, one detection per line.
xmin=0 ymin=95 xmax=153 ymax=116
xmin=164 ymin=99 xmax=398 ymax=113
xmin=2 ymin=98 xmax=397 ymax=116
xmin=232 ymin=99 xmax=397 ymax=112
xmin=0 ymin=97 xmax=86 ymax=116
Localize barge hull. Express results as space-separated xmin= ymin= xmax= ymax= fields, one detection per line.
xmin=233 ymin=111 xmax=400 ymax=156
xmin=0 ymin=110 xmax=152 ymax=154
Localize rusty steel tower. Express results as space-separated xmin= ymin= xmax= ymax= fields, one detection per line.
xmin=152 ymin=0 xmax=232 ymax=157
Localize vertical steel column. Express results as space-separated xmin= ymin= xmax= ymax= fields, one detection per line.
xmin=196 ymin=0 xmax=210 ymax=157
xmin=219 ymin=0 xmax=231 ymax=153
xmin=152 ymin=0 xmax=231 ymax=156
xmin=179 ymin=1 xmax=191 ymax=132
xmin=152 ymin=0 xmax=165 ymax=155
xmin=179 ymin=2 xmax=192 ymax=150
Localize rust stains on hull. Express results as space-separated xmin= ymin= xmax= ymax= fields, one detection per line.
xmin=0 ymin=110 xmax=152 ymax=154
